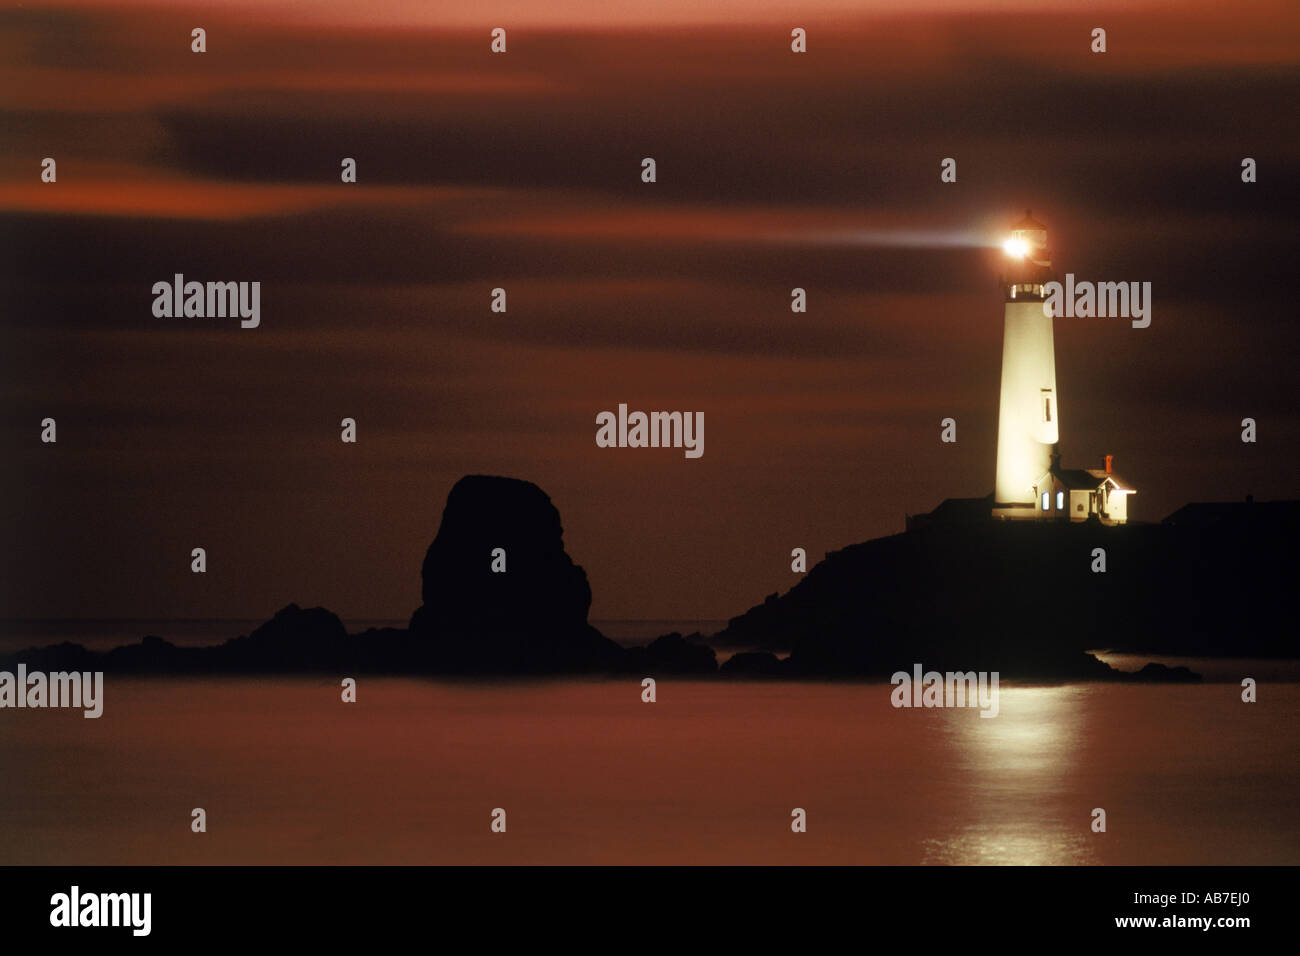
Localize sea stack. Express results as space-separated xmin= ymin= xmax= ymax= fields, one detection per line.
xmin=409 ymin=475 xmax=620 ymax=672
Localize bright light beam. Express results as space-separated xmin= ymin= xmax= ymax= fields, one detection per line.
xmin=1003 ymin=237 xmax=1030 ymax=258
xmin=768 ymin=227 xmax=998 ymax=249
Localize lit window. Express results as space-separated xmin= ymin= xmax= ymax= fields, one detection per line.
xmin=1041 ymin=491 xmax=1050 ymax=510
xmin=1056 ymin=491 xmax=1064 ymax=510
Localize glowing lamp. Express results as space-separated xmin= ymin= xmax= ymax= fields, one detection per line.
xmin=1003 ymin=237 xmax=1030 ymax=259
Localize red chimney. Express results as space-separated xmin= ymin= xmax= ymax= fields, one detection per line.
xmin=1104 ymin=455 xmax=1113 ymax=474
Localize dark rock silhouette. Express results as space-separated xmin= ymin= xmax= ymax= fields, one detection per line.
xmin=619 ymin=632 xmax=718 ymax=675
xmin=3 ymin=487 xmax=1289 ymax=680
xmin=719 ymin=651 xmax=789 ymax=678
xmin=216 ymin=604 xmax=349 ymax=671
xmin=1124 ymin=662 xmax=1202 ymax=682
xmin=104 ymin=634 xmax=184 ymax=672
xmin=0 ymin=476 xmax=619 ymax=676
xmin=5 ymin=641 xmax=100 ymax=673
xmin=408 ymin=475 xmax=621 ymax=673
xmin=716 ymin=498 xmax=1299 ymax=678
xmin=413 ymin=476 xmax=591 ymax=633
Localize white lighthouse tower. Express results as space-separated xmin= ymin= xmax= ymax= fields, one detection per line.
xmin=990 ymin=212 xmax=1135 ymax=524
xmin=993 ymin=212 xmax=1058 ymax=518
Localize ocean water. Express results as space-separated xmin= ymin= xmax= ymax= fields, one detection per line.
xmin=2 ymin=678 xmax=1295 ymax=865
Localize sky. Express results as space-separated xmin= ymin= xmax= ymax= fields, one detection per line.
xmin=2 ymin=0 xmax=1298 ymax=622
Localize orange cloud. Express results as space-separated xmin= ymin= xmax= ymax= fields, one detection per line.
xmin=0 ymin=165 xmax=499 ymax=220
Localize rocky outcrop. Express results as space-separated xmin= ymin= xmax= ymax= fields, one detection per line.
xmin=715 ymin=509 xmax=1297 ymax=678
xmin=7 ymin=487 xmax=1281 ymax=680
xmin=408 ymin=475 xmax=621 ymax=673
xmin=719 ymin=651 xmax=788 ymax=678
xmin=619 ymin=633 xmax=718 ymax=676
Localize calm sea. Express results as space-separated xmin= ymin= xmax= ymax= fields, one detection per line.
xmin=2 ymin=678 xmax=1296 ymax=865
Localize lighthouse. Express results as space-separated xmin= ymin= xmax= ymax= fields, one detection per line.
xmin=907 ymin=213 xmax=1137 ymax=531
xmin=993 ymin=212 xmax=1058 ymax=518
xmin=990 ymin=212 xmax=1136 ymax=523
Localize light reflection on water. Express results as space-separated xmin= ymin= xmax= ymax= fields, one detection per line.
xmin=924 ymin=686 xmax=1098 ymax=865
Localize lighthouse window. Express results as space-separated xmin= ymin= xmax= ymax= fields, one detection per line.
xmin=1056 ymin=491 xmax=1064 ymax=510
xmin=1044 ymin=397 xmax=1052 ymax=422
xmin=1041 ymin=491 xmax=1050 ymax=510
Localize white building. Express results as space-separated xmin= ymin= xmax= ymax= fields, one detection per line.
xmin=991 ymin=213 xmax=1135 ymax=525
